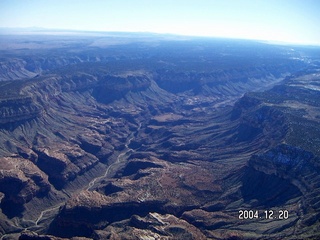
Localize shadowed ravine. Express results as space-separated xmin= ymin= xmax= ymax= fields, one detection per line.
xmin=86 ymin=123 xmax=142 ymax=191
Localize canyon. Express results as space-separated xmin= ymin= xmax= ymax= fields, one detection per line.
xmin=0 ymin=32 xmax=319 ymax=239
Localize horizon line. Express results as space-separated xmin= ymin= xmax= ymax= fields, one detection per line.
xmin=0 ymin=27 xmax=319 ymax=47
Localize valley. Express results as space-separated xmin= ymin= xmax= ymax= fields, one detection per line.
xmin=0 ymin=33 xmax=319 ymax=239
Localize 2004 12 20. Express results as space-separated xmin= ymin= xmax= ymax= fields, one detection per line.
xmin=238 ymin=210 xmax=289 ymax=220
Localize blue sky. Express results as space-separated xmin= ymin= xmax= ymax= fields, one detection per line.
xmin=0 ymin=0 xmax=319 ymax=45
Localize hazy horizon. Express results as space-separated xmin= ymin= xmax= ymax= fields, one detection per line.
xmin=1 ymin=0 xmax=319 ymax=46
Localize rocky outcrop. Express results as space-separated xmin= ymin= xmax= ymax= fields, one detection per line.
xmin=77 ymin=134 xmax=103 ymax=155
xmin=19 ymin=230 xmax=92 ymax=240
xmin=0 ymin=96 xmax=42 ymax=125
xmin=236 ymin=144 xmax=320 ymax=237
xmin=33 ymin=146 xmax=99 ymax=189
xmin=182 ymin=209 xmax=234 ymax=231
xmin=154 ymin=61 xmax=302 ymax=95
xmin=115 ymin=159 xmax=163 ymax=178
xmin=51 ymin=190 xmax=206 ymax=239
xmin=48 ymin=157 xmax=225 ymax=238
xmin=230 ymin=103 xmax=288 ymax=144
xmin=48 ymin=190 xmax=167 ymax=238
xmin=92 ymin=75 xmax=151 ymax=104
xmin=96 ymin=212 xmax=207 ymax=240
xmin=0 ymin=59 xmax=37 ymax=81
xmin=246 ymin=144 xmax=320 ymax=202
xmin=0 ymin=157 xmax=50 ymax=216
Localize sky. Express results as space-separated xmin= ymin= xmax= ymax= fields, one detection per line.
xmin=0 ymin=0 xmax=319 ymax=45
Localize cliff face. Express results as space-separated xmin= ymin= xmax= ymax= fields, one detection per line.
xmin=0 ymin=96 xmax=42 ymax=125
xmin=155 ymin=63 xmax=301 ymax=95
xmin=239 ymin=144 xmax=320 ymax=236
xmin=0 ymin=157 xmax=50 ymax=217
xmin=0 ymin=59 xmax=38 ymax=81
xmin=231 ymin=71 xmax=320 ymax=238
xmin=231 ymin=102 xmax=288 ymax=144
xmin=92 ymin=75 xmax=152 ymax=104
